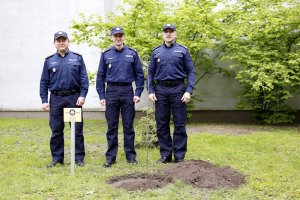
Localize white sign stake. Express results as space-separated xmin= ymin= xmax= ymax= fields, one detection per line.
xmin=64 ymin=108 xmax=82 ymax=176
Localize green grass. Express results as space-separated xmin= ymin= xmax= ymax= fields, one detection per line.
xmin=0 ymin=119 xmax=299 ymax=199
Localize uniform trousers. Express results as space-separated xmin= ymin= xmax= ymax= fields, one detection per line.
xmin=49 ymin=93 xmax=85 ymax=162
xmin=105 ymin=84 xmax=136 ymax=161
xmin=155 ymin=83 xmax=187 ymax=160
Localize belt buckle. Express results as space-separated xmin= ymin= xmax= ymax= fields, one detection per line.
xmin=165 ymin=81 xmax=173 ymax=86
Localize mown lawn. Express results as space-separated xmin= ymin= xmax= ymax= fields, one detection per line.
xmin=0 ymin=118 xmax=299 ymax=200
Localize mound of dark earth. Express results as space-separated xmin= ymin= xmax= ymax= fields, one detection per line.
xmin=107 ymin=173 xmax=172 ymax=191
xmin=107 ymin=160 xmax=246 ymax=191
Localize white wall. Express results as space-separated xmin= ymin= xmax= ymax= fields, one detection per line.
xmin=0 ymin=0 xmax=128 ymax=111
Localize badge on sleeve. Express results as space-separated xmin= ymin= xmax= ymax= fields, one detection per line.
xmin=157 ymin=58 xmax=160 ymax=63
xmin=53 ymin=67 xmax=56 ymax=72
xmin=108 ymin=64 xmax=112 ymax=68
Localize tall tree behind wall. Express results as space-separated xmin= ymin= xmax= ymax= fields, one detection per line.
xmin=219 ymin=0 xmax=300 ymax=123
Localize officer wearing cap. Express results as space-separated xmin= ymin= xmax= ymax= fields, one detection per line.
xmin=96 ymin=26 xmax=144 ymax=168
xmin=148 ymin=24 xmax=195 ymax=164
xmin=40 ymin=31 xmax=89 ymax=168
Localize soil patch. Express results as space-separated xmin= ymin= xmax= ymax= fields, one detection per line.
xmin=107 ymin=173 xmax=172 ymax=191
xmin=107 ymin=160 xmax=246 ymax=191
xmin=161 ymin=160 xmax=246 ymax=190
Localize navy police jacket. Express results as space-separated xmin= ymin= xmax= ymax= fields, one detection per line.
xmin=40 ymin=50 xmax=89 ymax=103
xmin=148 ymin=42 xmax=195 ymax=94
xmin=96 ymin=45 xmax=145 ymax=100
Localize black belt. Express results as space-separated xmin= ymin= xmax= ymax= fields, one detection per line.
xmin=107 ymin=82 xmax=132 ymax=86
xmin=157 ymin=80 xmax=184 ymax=87
xmin=52 ymin=89 xmax=78 ymax=96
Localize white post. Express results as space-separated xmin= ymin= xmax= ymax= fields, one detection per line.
xmin=64 ymin=108 xmax=81 ymax=176
xmin=70 ymin=119 xmax=75 ymax=176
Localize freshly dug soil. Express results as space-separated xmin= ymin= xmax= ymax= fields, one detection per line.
xmin=161 ymin=160 xmax=246 ymax=190
xmin=107 ymin=160 xmax=246 ymax=191
xmin=107 ymin=173 xmax=172 ymax=191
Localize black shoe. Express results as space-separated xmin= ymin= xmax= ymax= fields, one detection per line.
xmin=47 ymin=160 xmax=64 ymax=168
xmin=75 ymin=160 xmax=85 ymax=167
xmin=175 ymin=157 xmax=184 ymax=163
xmin=156 ymin=157 xmax=172 ymax=164
xmin=103 ymin=159 xmax=116 ymax=168
xmin=127 ymin=157 xmax=138 ymax=164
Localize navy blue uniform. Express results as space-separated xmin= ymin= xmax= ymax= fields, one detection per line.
xmin=40 ymin=50 xmax=89 ymax=163
xmin=96 ymin=45 xmax=144 ymax=161
xmin=148 ymin=42 xmax=195 ymax=160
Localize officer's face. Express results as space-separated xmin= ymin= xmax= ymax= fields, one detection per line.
xmin=163 ymin=29 xmax=176 ymax=43
xmin=111 ymin=33 xmax=125 ymax=47
xmin=54 ymin=37 xmax=69 ymax=52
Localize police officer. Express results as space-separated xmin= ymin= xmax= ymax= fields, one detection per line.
xmin=96 ymin=26 xmax=144 ymax=168
xmin=40 ymin=31 xmax=89 ymax=168
xmin=148 ymin=24 xmax=195 ymax=163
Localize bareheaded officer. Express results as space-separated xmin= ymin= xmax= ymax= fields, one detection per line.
xmin=148 ymin=24 xmax=195 ymax=163
xmin=40 ymin=31 xmax=89 ymax=168
xmin=96 ymin=26 xmax=144 ymax=168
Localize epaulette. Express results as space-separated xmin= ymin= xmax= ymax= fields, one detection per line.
xmin=102 ymin=47 xmax=111 ymax=54
xmin=128 ymin=47 xmax=137 ymax=53
xmin=72 ymin=51 xmax=82 ymax=56
xmin=45 ymin=53 xmax=55 ymax=59
xmin=178 ymin=44 xmax=188 ymax=49
xmin=152 ymin=45 xmax=161 ymax=52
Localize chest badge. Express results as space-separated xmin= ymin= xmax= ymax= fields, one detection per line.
xmin=53 ymin=67 xmax=56 ymax=72
xmin=108 ymin=64 xmax=112 ymax=68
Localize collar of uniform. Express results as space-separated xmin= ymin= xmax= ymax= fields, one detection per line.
xmin=163 ymin=41 xmax=176 ymax=48
xmin=112 ymin=45 xmax=126 ymax=52
xmin=56 ymin=49 xmax=70 ymax=57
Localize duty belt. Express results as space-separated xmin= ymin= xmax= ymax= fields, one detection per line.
xmin=157 ymin=80 xmax=184 ymax=87
xmin=52 ymin=89 xmax=78 ymax=96
xmin=107 ymin=82 xmax=132 ymax=86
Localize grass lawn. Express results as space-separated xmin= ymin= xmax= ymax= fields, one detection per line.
xmin=0 ymin=118 xmax=299 ymax=199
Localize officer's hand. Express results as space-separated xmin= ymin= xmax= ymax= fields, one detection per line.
xmin=42 ymin=103 xmax=50 ymax=111
xmin=133 ymin=96 xmax=140 ymax=103
xmin=181 ymin=92 xmax=191 ymax=103
xmin=76 ymin=97 xmax=85 ymax=106
xmin=148 ymin=94 xmax=157 ymax=103
xmin=100 ymin=99 xmax=106 ymax=106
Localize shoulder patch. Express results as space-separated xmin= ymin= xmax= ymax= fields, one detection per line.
xmin=45 ymin=53 xmax=55 ymax=59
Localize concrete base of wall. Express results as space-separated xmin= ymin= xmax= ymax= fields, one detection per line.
xmin=1 ymin=110 xmax=299 ymax=124
xmin=188 ymin=110 xmax=256 ymax=124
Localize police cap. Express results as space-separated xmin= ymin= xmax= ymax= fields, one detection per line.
xmin=111 ymin=26 xmax=125 ymax=35
xmin=162 ymin=23 xmax=176 ymax=32
xmin=54 ymin=31 xmax=68 ymax=41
